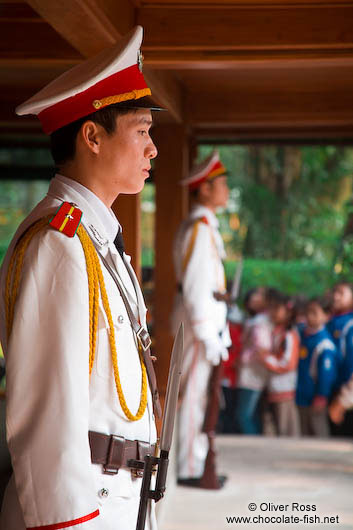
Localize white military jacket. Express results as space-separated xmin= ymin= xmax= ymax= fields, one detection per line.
xmin=0 ymin=175 xmax=156 ymax=529
xmin=171 ymin=204 xmax=230 ymax=349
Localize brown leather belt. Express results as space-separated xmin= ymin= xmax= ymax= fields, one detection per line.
xmin=89 ymin=430 xmax=155 ymax=476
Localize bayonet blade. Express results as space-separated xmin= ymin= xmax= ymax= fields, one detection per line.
xmin=159 ymin=323 xmax=184 ymax=453
xmin=230 ymin=257 xmax=243 ymax=302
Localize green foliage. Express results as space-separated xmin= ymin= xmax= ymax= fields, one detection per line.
xmin=225 ymin=259 xmax=334 ymax=298
xmin=0 ymin=180 xmax=49 ymax=249
xmin=141 ymin=182 xmax=155 ymax=267
xmin=0 ymin=244 xmax=7 ymax=265
xmin=199 ymin=144 xmax=353 ymax=266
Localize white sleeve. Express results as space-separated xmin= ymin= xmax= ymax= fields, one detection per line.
xmin=182 ymin=222 xmax=219 ymax=342
xmin=4 ymin=229 xmax=99 ymax=529
xmin=338 ymin=374 xmax=353 ymax=410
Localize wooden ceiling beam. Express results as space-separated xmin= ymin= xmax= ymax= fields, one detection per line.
xmin=143 ymin=68 xmax=184 ymax=123
xmin=0 ymin=5 xmax=82 ymax=61
xmin=187 ymin=83 xmax=353 ymax=129
xmin=139 ymin=4 xmax=353 ymax=66
xmin=26 ymin=0 xmax=128 ymax=56
xmin=189 ymin=108 xmax=353 ymax=130
xmin=25 ymin=0 xmax=184 ymax=122
xmin=140 ymin=1 xmax=353 ymax=5
xmin=194 ymin=124 xmax=353 ymax=141
xmin=144 ymin=49 xmax=353 ymax=70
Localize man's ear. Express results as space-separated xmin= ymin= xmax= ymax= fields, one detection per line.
xmin=79 ymin=121 xmax=102 ymax=154
xmin=198 ymin=180 xmax=212 ymax=201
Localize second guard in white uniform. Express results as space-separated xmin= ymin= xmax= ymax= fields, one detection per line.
xmin=0 ymin=26 xmax=162 ymax=530
xmin=171 ymin=151 xmax=231 ymax=489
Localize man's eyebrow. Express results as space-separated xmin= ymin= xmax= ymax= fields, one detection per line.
xmin=136 ymin=117 xmax=153 ymax=126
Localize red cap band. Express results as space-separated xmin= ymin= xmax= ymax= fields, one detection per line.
xmin=189 ymin=159 xmax=227 ymax=191
xmin=38 ymin=65 xmax=148 ymax=134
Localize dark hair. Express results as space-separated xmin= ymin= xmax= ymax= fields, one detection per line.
xmin=265 ymin=287 xmax=283 ymax=304
xmin=243 ymin=288 xmax=258 ymax=316
xmin=190 ymin=188 xmax=200 ymax=201
xmin=267 ymin=289 xmax=295 ymax=329
xmin=50 ymin=104 xmax=136 ymax=166
xmin=292 ymin=294 xmax=308 ymax=320
xmin=333 ymin=281 xmax=353 ymax=294
xmin=307 ymin=296 xmax=331 ymax=314
xmin=243 ymin=287 xmax=266 ymax=317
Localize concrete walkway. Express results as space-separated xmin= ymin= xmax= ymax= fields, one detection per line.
xmin=161 ymin=436 xmax=353 ymax=530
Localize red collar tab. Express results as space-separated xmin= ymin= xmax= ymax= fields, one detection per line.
xmin=49 ymin=202 xmax=83 ymax=237
xmin=199 ymin=216 xmax=209 ymax=225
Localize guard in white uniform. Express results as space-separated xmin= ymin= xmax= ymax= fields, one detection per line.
xmin=171 ymin=151 xmax=231 ymax=488
xmin=0 ymin=27 xmax=161 ymax=530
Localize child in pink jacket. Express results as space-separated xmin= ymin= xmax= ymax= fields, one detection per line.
xmin=258 ymin=289 xmax=300 ymax=436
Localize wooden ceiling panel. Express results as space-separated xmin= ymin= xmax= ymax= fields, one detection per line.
xmin=184 ymin=62 xmax=353 ymax=129
xmin=2 ymin=0 xmax=353 ymax=137
xmin=20 ymin=0 xmax=184 ymax=122
xmin=0 ymin=3 xmax=83 ymax=61
xmin=188 ymin=88 xmax=353 ymax=129
xmin=139 ymin=5 xmax=353 ymax=50
xmin=179 ymin=63 xmax=353 ymax=90
xmin=140 ymin=1 xmax=353 ymax=5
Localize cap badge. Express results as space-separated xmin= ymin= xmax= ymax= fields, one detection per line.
xmin=92 ymin=100 xmax=103 ymax=110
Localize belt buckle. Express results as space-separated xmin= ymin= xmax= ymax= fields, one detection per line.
xmin=136 ymin=327 xmax=152 ymax=351
xmin=128 ymin=458 xmax=145 ymax=478
xmin=103 ymin=435 xmax=125 ymax=475
xmin=131 ymin=468 xmax=144 ymax=478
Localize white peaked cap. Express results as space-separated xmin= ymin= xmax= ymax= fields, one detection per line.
xmin=181 ymin=150 xmax=227 ymax=190
xmin=16 ymin=26 xmax=158 ymax=134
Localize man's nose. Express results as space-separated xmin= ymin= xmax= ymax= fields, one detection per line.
xmin=146 ymin=140 xmax=158 ymax=159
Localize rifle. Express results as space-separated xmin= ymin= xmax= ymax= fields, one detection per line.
xmin=134 ymin=323 xmax=184 ymax=530
xmin=199 ymin=361 xmax=223 ymax=489
xmin=230 ymin=257 xmax=243 ymax=303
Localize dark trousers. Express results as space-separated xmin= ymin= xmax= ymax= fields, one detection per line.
xmin=234 ymin=388 xmax=263 ymax=435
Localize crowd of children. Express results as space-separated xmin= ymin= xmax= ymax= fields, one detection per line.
xmin=220 ymin=282 xmax=353 ymax=438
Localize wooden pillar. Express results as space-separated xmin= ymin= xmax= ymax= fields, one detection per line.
xmin=112 ymin=194 xmax=141 ymax=280
xmin=153 ymin=124 xmax=189 ymax=393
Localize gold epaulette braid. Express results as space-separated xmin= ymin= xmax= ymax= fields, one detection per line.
xmin=76 ymin=226 xmax=147 ymax=421
xmin=5 ymin=218 xmax=147 ymax=422
xmin=182 ymin=220 xmax=200 ymax=274
xmin=5 ymin=216 xmax=50 ymax=339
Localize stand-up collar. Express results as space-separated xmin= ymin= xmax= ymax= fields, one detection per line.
xmin=54 ymin=174 xmax=120 ymax=242
xmin=190 ymin=204 xmax=219 ymax=228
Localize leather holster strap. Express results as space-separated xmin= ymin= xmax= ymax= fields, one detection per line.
xmin=97 ymin=251 xmax=162 ymax=419
xmin=89 ymin=430 xmax=155 ymax=472
xmin=140 ymin=348 xmax=162 ymax=419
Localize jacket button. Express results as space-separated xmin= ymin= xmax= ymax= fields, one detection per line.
xmin=99 ymin=488 xmax=109 ymax=498
xmin=117 ymin=315 xmax=124 ymax=324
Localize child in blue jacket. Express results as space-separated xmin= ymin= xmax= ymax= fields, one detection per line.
xmin=327 ymin=282 xmax=353 ymax=387
xmin=296 ymin=297 xmax=338 ymax=437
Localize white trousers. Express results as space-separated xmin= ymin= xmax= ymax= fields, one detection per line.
xmin=0 ymin=472 xmax=157 ymax=530
xmin=177 ymin=338 xmax=212 ymax=479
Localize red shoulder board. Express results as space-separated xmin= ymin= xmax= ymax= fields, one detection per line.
xmin=49 ymin=201 xmax=83 ymax=237
xmin=199 ymin=216 xmax=209 ymax=225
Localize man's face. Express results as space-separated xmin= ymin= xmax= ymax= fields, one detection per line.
xmin=208 ymin=175 xmax=229 ymax=209
xmin=332 ymin=284 xmax=353 ymax=313
xmin=99 ymin=109 xmax=157 ymax=196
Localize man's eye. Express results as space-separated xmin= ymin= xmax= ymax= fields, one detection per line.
xmin=139 ymin=130 xmax=147 ymax=136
